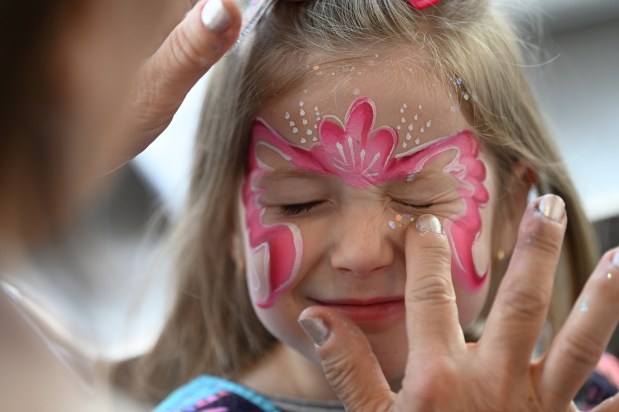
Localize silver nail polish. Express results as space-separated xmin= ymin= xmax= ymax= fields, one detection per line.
xmin=415 ymin=214 xmax=443 ymax=234
xmin=201 ymin=0 xmax=232 ymax=33
xmin=612 ymin=250 xmax=619 ymax=268
xmin=299 ymin=317 xmax=330 ymax=347
xmin=537 ymin=194 xmax=565 ymax=223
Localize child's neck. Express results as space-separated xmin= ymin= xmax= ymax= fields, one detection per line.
xmin=237 ymin=342 xmax=339 ymax=401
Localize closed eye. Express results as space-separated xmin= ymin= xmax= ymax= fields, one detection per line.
xmin=394 ymin=199 xmax=433 ymax=209
xmin=279 ymin=201 xmax=325 ymax=216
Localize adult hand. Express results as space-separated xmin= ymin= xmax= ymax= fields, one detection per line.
xmin=299 ymin=194 xmax=619 ymax=411
xmin=96 ymin=0 xmax=241 ymax=174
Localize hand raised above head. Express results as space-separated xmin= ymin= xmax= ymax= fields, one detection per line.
xmin=96 ymin=0 xmax=241 ymax=175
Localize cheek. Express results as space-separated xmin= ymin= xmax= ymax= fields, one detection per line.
xmin=443 ymin=156 xmax=490 ymax=292
xmin=452 ymin=202 xmax=494 ymax=325
xmin=241 ymin=201 xmax=304 ymax=308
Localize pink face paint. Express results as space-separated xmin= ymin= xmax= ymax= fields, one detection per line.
xmin=242 ymin=97 xmax=489 ymax=307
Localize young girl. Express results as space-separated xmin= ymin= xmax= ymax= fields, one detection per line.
xmin=124 ymin=0 xmax=619 ymax=409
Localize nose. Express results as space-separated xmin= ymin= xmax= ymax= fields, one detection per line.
xmin=330 ymin=207 xmax=394 ymax=277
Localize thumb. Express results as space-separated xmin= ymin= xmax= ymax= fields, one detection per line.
xmin=141 ymin=0 xmax=242 ymax=102
xmin=100 ymin=0 xmax=241 ymax=173
xmin=298 ymin=306 xmax=395 ymax=412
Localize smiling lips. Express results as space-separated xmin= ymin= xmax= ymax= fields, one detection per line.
xmin=310 ymin=296 xmax=405 ymax=324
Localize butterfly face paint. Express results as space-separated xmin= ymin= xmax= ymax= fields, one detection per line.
xmin=242 ymin=97 xmax=489 ymax=308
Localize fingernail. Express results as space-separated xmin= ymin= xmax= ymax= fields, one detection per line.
xmin=537 ymin=194 xmax=565 ymax=223
xmin=299 ymin=317 xmax=330 ymax=347
xmin=415 ymin=214 xmax=443 ymax=234
xmin=201 ymin=0 xmax=232 ymax=32
xmin=612 ymin=250 xmax=619 ymax=268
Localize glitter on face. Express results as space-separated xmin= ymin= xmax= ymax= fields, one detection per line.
xmin=396 ymin=102 xmax=431 ymax=148
xmin=580 ymin=296 xmax=590 ymax=313
xmin=245 ymin=97 xmax=489 ymax=306
xmin=285 ymin=102 xmax=325 ymax=143
xmin=388 ymin=214 xmax=416 ymax=230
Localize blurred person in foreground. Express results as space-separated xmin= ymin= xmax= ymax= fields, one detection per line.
xmin=0 ymin=0 xmax=241 ymax=410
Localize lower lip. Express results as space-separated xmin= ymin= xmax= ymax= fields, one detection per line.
xmin=311 ymin=299 xmax=405 ymax=324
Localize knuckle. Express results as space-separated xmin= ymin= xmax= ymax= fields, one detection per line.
xmin=415 ymin=238 xmax=452 ymax=262
xmin=404 ymin=360 xmax=458 ymax=409
xmin=518 ymin=218 xmax=563 ymax=258
xmin=321 ymin=347 xmax=369 ymax=394
xmin=169 ymin=27 xmax=203 ymax=67
xmin=321 ymin=352 xmax=382 ymax=411
xmin=559 ymin=331 xmax=604 ymax=371
xmin=407 ymin=274 xmax=456 ymax=307
xmin=499 ymin=281 xmax=550 ymax=323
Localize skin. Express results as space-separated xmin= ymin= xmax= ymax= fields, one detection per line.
xmin=238 ymin=66 xmax=499 ymax=398
xmin=1 ymin=0 xmax=242 ymax=409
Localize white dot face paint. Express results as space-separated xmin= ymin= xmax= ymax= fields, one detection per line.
xmin=242 ymin=96 xmax=490 ymax=308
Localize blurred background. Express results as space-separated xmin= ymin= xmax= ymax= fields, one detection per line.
xmin=5 ymin=0 xmax=619 ymax=395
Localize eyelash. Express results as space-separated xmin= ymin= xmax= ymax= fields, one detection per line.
xmin=277 ymin=199 xmax=432 ymax=216
xmin=278 ymin=201 xmax=324 ymax=216
xmin=395 ymin=200 xmax=433 ymax=209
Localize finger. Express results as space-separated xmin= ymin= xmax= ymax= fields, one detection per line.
xmin=101 ymin=0 xmax=241 ymax=171
xmin=298 ymin=306 xmax=395 ymax=412
xmin=591 ymin=395 xmax=619 ymax=411
xmin=141 ymin=0 xmax=241 ymax=106
xmin=539 ymin=247 xmax=619 ymax=408
xmin=404 ymin=214 xmax=464 ymax=358
xmin=481 ymin=195 xmax=567 ymax=372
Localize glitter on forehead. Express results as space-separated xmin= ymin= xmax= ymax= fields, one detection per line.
xmin=394 ymin=102 xmax=432 ymax=150
xmin=284 ymin=101 xmax=323 ymax=145
xmin=248 ymin=96 xmax=490 ymax=298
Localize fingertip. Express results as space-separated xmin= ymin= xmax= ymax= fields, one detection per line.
xmin=298 ymin=307 xmax=331 ymax=347
xmin=298 ymin=306 xmax=366 ymax=354
xmin=514 ymin=195 xmax=567 ymax=255
xmin=404 ymin=214 xmax=451 ymax=266
xmin=299 ymin=308 xmax=393 ymax=410
xmin=220 ymin=0 xmax=243 ymax=36
xmin=199 ymin=0 xmax=241 ymax=35
xmin=532 ymin=194 xmax=567 ymax=226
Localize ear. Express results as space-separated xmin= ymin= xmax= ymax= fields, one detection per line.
xmin=494 ymin=160 xmax=538 ymax=257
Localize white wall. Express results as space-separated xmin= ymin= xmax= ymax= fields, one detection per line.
xmin=529 ymin=19 xmax=619 ymax=221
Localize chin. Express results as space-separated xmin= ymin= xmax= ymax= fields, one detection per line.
xmin=364 ymin=325 xmax=409 ymax=381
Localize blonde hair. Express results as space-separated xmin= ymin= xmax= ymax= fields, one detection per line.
xmin=119 ymin=0 xmax=598 ymax=403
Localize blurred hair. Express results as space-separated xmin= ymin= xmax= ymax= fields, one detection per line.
xmin=0 ymin=2 xmax=85 ymax=248
xmin=117 ymin=0 xmax=599 ymax=403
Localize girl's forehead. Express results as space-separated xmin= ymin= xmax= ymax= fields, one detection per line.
xmin=256 ymin=71 xmax=470 ymax=155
